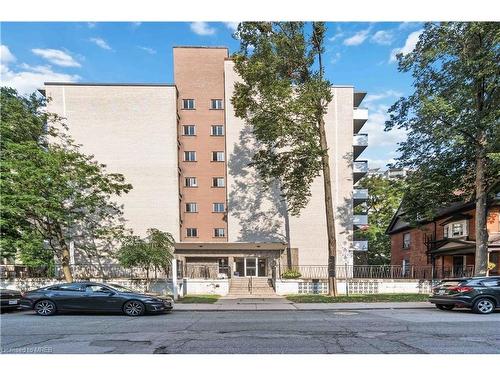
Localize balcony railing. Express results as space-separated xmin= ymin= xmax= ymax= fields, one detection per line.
xmin=353 ymin=214 xmax=368 ymax=226
xmin=353 ymin=134 xmax=368 ymax=159
xmin=353 ymin=240 xmax=368 ymax=251
xmin=352 ymin=189 xmax=368 ymax=206
xmin=353 ymin=161 xmax=368 ymax=184
xmin=353 ymin=108 xmax=368 ymax=133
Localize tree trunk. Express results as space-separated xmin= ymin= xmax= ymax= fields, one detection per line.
xmin=318 ymin=116 xmax=338 ymax=296
xmin=474 ymin=149 xmax=488 ymax=276
xmin=61 ymin=245 xmax=73 ymax=282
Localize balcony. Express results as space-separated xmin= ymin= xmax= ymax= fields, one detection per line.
xmin=353 ymin=91 xmax=367 ymax=108
xmin=353 ymin=214 xmax=368 ymax=227
xmin=353 ymin=133 xmax=368 ymax=159
xmin=353 ymin=188 xmax=368 ymax=207
xmin=353 ymin=160 xmax=368 ymax=183
xmin=353 ymin=240 xmax=368 ymax=252
xmin=353 ymin=108 xmax=368 ymax=133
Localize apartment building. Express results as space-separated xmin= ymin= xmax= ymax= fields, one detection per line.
xmin=43 ymin=46 xmax=369 ymax=291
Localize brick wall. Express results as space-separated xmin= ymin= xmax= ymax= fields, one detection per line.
xmin=390 ymin=206 xmax=500 ymax=267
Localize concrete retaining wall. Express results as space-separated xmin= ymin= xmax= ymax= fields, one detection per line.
xmin=275 ymin=279 xmax=435 ymax=295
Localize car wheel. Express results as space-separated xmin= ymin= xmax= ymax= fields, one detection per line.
xmin=436 ymin=304 xmax=454 ymax=311
xmin=35 ymin=300 xmax=57 ymax=316
xmin=472 ymin=298 xmax=495 ymax=314
xmin=123 ymin=300 xmax=145 ymax=316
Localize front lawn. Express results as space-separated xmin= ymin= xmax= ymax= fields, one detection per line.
xmin=177 ymin=295 xmax=220 ymax=304
xmin=286 ymin=293 xmax=429 ymax=303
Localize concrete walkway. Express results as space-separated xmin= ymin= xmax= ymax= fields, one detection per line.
xmin=175 ymin=299 xmax=433 ymax=311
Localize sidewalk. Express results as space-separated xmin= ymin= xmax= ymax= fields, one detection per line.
xmin=174 ymin=298 xmax=433 ymax=311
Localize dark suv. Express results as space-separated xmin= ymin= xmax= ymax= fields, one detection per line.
xmin=429 ymin=276 xmax=500 ymax=314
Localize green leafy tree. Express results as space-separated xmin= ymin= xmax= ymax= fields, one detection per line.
xmin=385 ymin=22 xmax=500 ymax=276
xmin=1 ymin=87 xmax=132 ymax=281
xmin=117 ymin=228 xmax=174 ymax=281
xmin=354 ymin=176 xmax=406 ymax=265
xmin=232 ymin=22 xmax=339 ymax=294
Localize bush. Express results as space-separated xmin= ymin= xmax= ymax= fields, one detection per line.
xmin=282 ymin=269 xmax=301 ymax=279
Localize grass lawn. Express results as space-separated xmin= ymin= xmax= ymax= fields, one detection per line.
xmin=177 ymin=295 xmax=221 ymax=304
xmin=286 ymin=293 xmax=429 ymax=303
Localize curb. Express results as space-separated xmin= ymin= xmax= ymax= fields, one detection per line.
xmin=173 ymin=305 xmax=435 ymax=312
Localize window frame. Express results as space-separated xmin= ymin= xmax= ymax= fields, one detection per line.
xmin=185 ymin=177 xmax=198 ymax=187
xmin=186 ymin=228 xmax=198 ymax=238
xmin=211 ymin=151 xmax=225 ymax=162
xmin=214 ymin=228 xmax=226 ymax=237
xmin=212 ymin=202 xmax=225 ymax=213
xmin=210 ymin=99 xmax=223 ymax=110
xmin=182 ymin=99 xmax=196 ymax=110
xmin=212 ymin=177 xmax=225 ymax=188
xmin=184 ymin=151 xmax=197 ymax=162
xmin=444 ymin=220 xmax=468 ymax=238
xmin=402 ymin=232 xmax=411 ymax=249
xmin=185 ymin=202 xmax=198 ymax=213
xmin=211 ymin=125 xmax=224 ymax=136
xmin=182 ymin=125 xmax=196 ymax=136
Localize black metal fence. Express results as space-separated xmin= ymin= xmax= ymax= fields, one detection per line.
xmin=0 ymin=263 xmax=172 ymax=280
xmin=279 ymin=265 xmax=475 ymax=280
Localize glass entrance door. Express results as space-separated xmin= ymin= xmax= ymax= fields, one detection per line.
xmin=245 ymin=258 xmax=257 ymax=276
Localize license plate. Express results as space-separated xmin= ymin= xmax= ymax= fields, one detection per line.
xmin=9 ymin=299 xmax=18 ymax=305
xmin=438 ymin=290 xmax=446 ymax=295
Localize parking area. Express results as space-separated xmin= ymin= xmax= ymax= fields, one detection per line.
xmin=1 ymin=307 xmax=500 ymax=354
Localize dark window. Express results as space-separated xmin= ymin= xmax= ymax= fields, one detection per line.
xmin=48 ymin=284 xmax=84 ymax=292
xmin=211 ymin=99 xmax=223 ymax=110
xmin=186 ymin=228 xmax=198 ymax=237
xmin=211 ymin=125 xmax=224 ymax=136
xmin=182 ymin=99 xmax=195 ymax=109
xmin=403 ymin=233 xmax=411 ymax=249
xmin=183 ymin=125 xmax=196 ymax=136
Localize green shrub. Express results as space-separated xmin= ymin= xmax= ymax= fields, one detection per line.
xmin=282 ymin=269 xmax=301 ymax=279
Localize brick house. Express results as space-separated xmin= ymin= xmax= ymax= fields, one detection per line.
xmin=386 ymin=197 xmax=500 ymax=278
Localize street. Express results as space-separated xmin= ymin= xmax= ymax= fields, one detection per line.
xmin=1 ymin=308 xmax=500 ymax=354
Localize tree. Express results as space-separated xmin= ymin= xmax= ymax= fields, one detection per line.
xmin=117 ymin=228 xmax=174 ymax=282
xmin=385 ymin=22 xmax=500 ymax=276
xmin=1 ymin=87 xmax=132 ymax=281
xmin=353 ymin=175 xmax=405 ymax=265
xmin=232 ymin=22 xmax=339 ymax=295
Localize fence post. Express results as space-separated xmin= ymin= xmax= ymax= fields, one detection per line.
xmin=172 ymin=259 xmax=178 ymax=301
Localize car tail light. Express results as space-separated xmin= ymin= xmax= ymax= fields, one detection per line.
xmin=448 ymin=286 xmax=473 ymax=293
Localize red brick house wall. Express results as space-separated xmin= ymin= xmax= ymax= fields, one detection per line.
xmin=390 ymin=206 xmax=500 ymax=267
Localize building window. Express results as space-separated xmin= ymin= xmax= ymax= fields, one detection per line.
xmin=183 ymin=125 xmax=196 ymax=136
xmin=214 ymin=228 xmax=225 ymax=237
xmin=402 ymin=258 xmax=410 ymax=276
xmin=185 ymin=177 xmax=197 ymax=187
xmin=403 ymin=232 xmax=411 ymax=249
xmin=213 ymin=203 xmax=225 ymax=212
xmin=182 ymin=99 xmax=195 ymax=109
xmin=212 ymin=151 xmax=225 ymax=162
xmin=212 ymin=177 xmax=225 ymax=188
xmin=444 ymin=220 xmax=468 ymax=238
xmin=184 ymin=151 xmax=197 ymax=162
xmin=186 ymin=228 xmax=198 ymax=237
xmin=185 ymin=203 xmax=198 ymax=213
xmin=211 ymin=99 xmax=223 ymax=110
xmin=211 ymin=125 xmax=224 ymax=136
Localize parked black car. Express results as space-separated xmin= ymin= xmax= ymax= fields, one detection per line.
xmin=429 ymin=276 xmax=500 ymax=314
xmin=0 ymin=288 xmax=23 ymax=312
xmin=20 ymin=282 xmax=173 ymax=316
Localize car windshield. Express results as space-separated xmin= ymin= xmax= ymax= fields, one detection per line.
xmin=438 ymin=280 xmax=462 ymax=287
xmin=107 ymin=284 xmax=137 ymax=293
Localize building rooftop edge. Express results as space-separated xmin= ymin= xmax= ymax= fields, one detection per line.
xmin=173 ymin=45 xmax=228 ymax=50
xmin=44 ymin=82 xmax=175 ymax=87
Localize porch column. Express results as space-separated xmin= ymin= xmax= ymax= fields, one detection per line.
xmin=228 ymin=256 xmax=234 ymax=278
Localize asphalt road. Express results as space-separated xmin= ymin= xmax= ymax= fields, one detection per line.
xmin=1 ymin=308 xmax=500 ymax=354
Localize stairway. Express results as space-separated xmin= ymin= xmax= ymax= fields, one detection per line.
xmin=227 ymin=277 xmax=276 ymax=297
